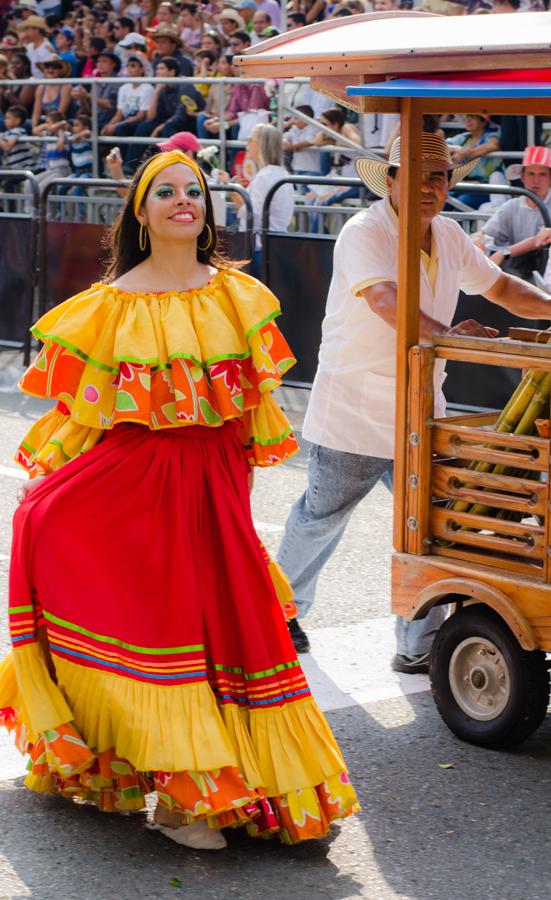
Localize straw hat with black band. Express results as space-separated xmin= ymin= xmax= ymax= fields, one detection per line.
xmin=37 ymin=54 xmax=72 ymax=77
xmin=355 ymin=133 xmax=479 ymax=199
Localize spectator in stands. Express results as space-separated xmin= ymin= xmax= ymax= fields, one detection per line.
xmin=0 ymin=33 xmax=23 ymax=58
xmin=491 ymin=0 xmax=520 ymax=11
xmin=151 ymin=23 xmax=194 ymax=74
xmin=18 ymin=14 xmax=55 ymax=77
xmin=447 ymin=114 xmax=502 ymax=209
xmin=113 ymin=15 xmax=134 ymax=60
xmin=155 ymin=1 xmax=176 ymax=27
xmin=4 ymin=51 xmax=35 ymax=117
xmin=473 ymin=146 xmax=551 ymax=271
xmin=287 ymin=11 xmax=307 ymax=28
xmin=196 ymin=51 xmax=233 ymax=138
xmin=125 ymin=55 xmax=180 ymax=170
xmin=117 ymin=31 xmax=152 ymax=75
xmin=313 ymin=105 xmax=360 ymax=176
xmin=251 ymin=9 xmax=271 ymax=43
xmin=98 ymin=19 xmax=117 ymax=52
xmin=33 ymin=108 xmax=71 ymax=184
xmin=0 ymin=105 xmax=34 ymax=182
xmin=223 ymin=71 xmax=268 ymax=138
xmin=372 ymin=0 xmax=400 ymax=8
xmin=53 ymin=26 xmax=79 ymax=75
xmin=255 ymin=0 xmax=281 ymax=29
xmin=178 ymin=3 xmax=204 ymax=52
xmin=200 ymin=30 xmax=223 ymax=55
xmin=138 ymin=0 xmax=160 ymax=34
xmin=156 ymin=64 xmax=205 ymax=134
xmin=31 ymin=54 xmax=72 ymax=131
xmin=233 ymin=0 xmax=257 ymax=30
xmin=221 ymin=122 xmax=294 ymax=272
xmin=218 ymin=9 xmax=246 ymax=39
xmin=101 ymin=54 xmax=154 ymax=161
xmin=227 ymin=29 xmax=250 ymax=55
xmin=83 ymin=50 xmax=121 ymax=130
xmin=79 ymin=34 xmax=106 ymax=76
xmin=56 ymin=112 xmax=93 ymax=214
xmin=194 ymin=48 xmax=216 ymax=92
xmin=283 ymin=104 xmax=322 ymax=184
xmin=289 ymin=0 xmax=325 ymax=23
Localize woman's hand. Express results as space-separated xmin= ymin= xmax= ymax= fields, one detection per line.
xmin=17 ymin=475 xmax=46 ymax=504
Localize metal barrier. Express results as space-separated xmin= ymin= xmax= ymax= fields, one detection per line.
xmin=38 ymin=177 xmax=254 ymax=318
xmin=0 ymin=169 xmax=40 ymax=364
xmin=0 ymin=74 xmax=310 ymax=177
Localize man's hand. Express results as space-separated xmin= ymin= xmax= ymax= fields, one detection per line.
xmin=445 ymin=320 xmax=499 ymax=338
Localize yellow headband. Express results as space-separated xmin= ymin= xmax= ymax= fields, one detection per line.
xmin=133 ymin=150 xmax=207 ymax=217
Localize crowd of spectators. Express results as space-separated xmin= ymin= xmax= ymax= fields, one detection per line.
xmin=0 ymin=0 xmax=549 ymax=241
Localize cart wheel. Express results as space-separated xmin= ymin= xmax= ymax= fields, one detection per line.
xmin=430 ymin=605 xmax=549 ymax=748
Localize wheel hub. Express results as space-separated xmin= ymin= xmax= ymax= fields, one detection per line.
xmin=449 ymin=637 xmax=511 ymax=721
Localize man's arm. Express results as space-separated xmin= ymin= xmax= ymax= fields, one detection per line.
xmin=483 ymin=271 xmax=551 ymax=319
xmin=360 ymin=282 xmax=498 ymax=342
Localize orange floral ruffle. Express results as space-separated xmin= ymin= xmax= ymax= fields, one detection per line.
xmin=2 ymin=716 xmax=358 ymax=843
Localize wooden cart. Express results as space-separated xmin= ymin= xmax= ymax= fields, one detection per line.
xmin=239 ymin=12 xmax=551 ymax=747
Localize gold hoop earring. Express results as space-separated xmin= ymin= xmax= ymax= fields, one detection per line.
xmin=139 ymin=222 xmax=148 ymax=252
xmin=197 ymin=223 xmax=213 ymax=252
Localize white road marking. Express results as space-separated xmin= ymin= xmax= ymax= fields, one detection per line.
xmin=0 ymin=616 xmax=428 ymax=783
xmin=0 ymin=464 xmax=26 ymax=481
xmin=253 ymin=521 xmax=284 ymax=534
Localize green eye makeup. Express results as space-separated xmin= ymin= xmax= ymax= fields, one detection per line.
xmin=152 ymin=183 xmax=204 ymax=201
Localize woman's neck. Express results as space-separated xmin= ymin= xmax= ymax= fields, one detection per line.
xmin=134 ymin=239 xmax=211 ymax=290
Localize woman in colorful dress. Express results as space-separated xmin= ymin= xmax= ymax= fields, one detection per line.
xmin=0 ymin=150 xmax=359 ymax=850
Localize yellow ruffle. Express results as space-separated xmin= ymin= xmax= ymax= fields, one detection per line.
xmin=16 ymin=406 xmax=102 ymax=477
xmin=1 ymin=646 xmax=349 ymax=799
xmin=18 ymin=269 xmax=298 ymax=466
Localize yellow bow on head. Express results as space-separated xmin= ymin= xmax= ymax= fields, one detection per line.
xmin=133 ymin=150 xmax=207 ymax=217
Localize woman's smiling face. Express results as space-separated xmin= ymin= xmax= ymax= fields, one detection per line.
xmin=139 ymin=163 xmax=206 ymax=243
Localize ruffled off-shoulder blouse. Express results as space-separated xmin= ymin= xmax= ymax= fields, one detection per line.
xmin=16 ymin=268 xmax=299 ymax=476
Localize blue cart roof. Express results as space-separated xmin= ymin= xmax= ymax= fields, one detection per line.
xmin=347 ymin=76 xmax=551 ymax=100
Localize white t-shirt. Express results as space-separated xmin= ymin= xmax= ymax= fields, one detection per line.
xmin=302 ymin=197 xmax=502 ymax=459
xmin=238 ymin=164 xmax=294 ymax=243
xmin=286 ymin=124 xmax=320 ymax=174
xmin=25 ymin=38 xmax=55 ymax=79
xmin=116 ymin=82 xmax=154 ymax=118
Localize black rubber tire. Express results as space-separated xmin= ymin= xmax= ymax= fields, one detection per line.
xmin=430 ymin=605 xmax=550 ymax=749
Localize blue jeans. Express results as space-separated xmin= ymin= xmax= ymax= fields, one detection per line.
xmin=277 ymin=443 xmax=446 ymax=656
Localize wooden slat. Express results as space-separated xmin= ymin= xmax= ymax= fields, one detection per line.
xmin=432 ymin=424 xmax=549 ymax=472
xmin=434 ymin=346 xmax=551 ymax=371
xmin=441 ymin=412 xmax=499 ymax=427
xmin=432 ymin=508 xmax=545 ymax=558
xmin=508 ymin=328 xmax=551 ymax=345
xmin=420 ymin=97 xmax=551 ymax=117
xmin=433 ymin=334 xmax=551 ymax=358
xmin=432 ymin=464 xmax=547 ymax=515
xmin=393 ymin=97 xmax=423 ymax=554
xmin=431 ymin=543 xmax=544 ymax=578
xmin=406 ymin=346 xmax=434 ymax=555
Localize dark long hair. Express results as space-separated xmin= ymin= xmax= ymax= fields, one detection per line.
xmin=104 ymin=155 xmax=233 ymax=282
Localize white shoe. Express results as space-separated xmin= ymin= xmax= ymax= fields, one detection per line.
xmin=147 ymin=819 xmax=227 ymax=850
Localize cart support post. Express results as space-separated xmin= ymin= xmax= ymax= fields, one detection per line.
xmin=393 ymin=98 xmax=423 ymax=552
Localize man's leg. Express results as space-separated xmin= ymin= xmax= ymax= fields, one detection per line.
xmin=277 ymin=444 xmax=392 ymax=649
xmin=380 ymin=466 xmax=446 ymax=672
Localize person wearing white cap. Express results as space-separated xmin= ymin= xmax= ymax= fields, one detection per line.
xmin=277 ymin=132 xmax=551 ymax=666
xmin=474 ymin=145 xmax=551 ymax=273
xmin=255 ymin=0 xmax=281 ymax=30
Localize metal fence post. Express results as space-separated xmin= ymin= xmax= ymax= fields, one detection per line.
xmin=91 ymin=81 xmax=100 ymax=178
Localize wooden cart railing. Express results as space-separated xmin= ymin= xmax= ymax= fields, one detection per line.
xmin=405 ymin=334 xmax=551 ymax=580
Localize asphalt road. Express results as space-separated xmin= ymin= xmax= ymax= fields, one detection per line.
xmin=0 ymin=370 xmax=551 ymax=900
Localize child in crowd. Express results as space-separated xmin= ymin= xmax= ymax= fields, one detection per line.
xmin=0 ymin=105 xmax=34 ymax=173
xmin=33 ymin=110 xmax=71 ymax=186
xmin=283 ymin=104 xmax=322 ymax=182
xmin=57 ymin=114 xmax=93 ymax=218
